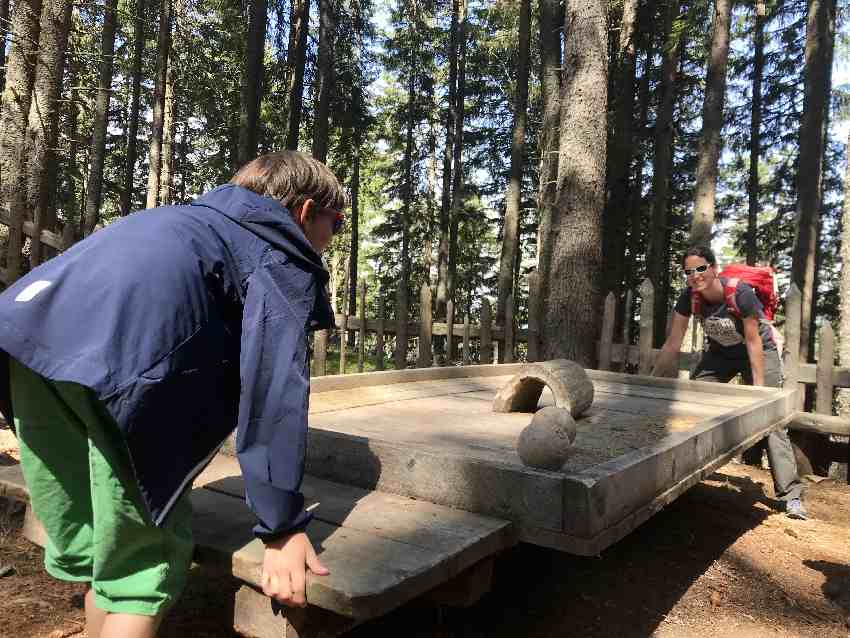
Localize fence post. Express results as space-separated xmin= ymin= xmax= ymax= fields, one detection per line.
xmin=338 ymin=311 xmax=348 ymax=375
xmin=816 ymin=323 xmax=835 ymax=416
xmin=783 ymin=284 xmax=802 ymax=409
xmin=394 ymin=287 xmax=408 ymax=370
xmin=462 ymin=314 xmax=471 ymax=365
xmin=621 ymin=288 xmax=633 ymax=366
xmin=314 ymin=329 xmax=328 ymax=376
xmin=375 ymin=294 xmax=385 ymax=371
xmin=446 ymin=300 xmax=455 ymax=363
xmin=480 ymin=298 xmax=493 ymax=364
xmin=527 ymin=271 xmax=540 ymax=362
xmin=504 ymin=293 xmax=515 ymax=364
xmin=638 ymin=278 xmax=654 ymax=376
xmin=418 ymin=283 xmax=433 ymax=368
xmin=357 ymin=280 xmax=366 ymax=373
xmin=598 ymin=292 xmax=616 ymax=371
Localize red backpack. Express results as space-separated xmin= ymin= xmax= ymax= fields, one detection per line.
xmin=691 ymin=264 xmax=779 ymax=321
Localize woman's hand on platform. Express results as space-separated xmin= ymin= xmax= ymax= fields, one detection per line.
xmin=262 ymin=531 xmax=330 ymax=607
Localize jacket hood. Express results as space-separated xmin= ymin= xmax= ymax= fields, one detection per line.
xmin=192 ymin=184 xmax=329 ymax=284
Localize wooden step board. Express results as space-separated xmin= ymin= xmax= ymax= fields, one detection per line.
xmin=1 ymin=457 xmax=516 ymax=624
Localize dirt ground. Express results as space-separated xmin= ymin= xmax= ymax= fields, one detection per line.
xmin=1 ymin=451 xmax=849 ymax=638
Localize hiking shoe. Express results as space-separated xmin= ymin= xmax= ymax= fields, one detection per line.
xmin=786 ymin=498 xmax=808 ymax=520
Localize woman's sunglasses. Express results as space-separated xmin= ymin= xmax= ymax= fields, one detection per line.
xmin=683 ymin=264 xmax=710 ymax=277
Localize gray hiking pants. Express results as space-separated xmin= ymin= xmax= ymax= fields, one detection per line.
xmin=691 ymin=348 xmax=803 ymax=502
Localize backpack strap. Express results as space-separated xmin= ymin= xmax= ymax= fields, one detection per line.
xmin=723 ymin=277 xmax=741 ymax=317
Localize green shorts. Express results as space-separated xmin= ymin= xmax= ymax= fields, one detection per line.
xmin=9 ymin=358 xmax=194 ymax=616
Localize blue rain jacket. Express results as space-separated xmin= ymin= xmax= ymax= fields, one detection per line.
xmin=0 ymin=184 xmax=336 ymax=540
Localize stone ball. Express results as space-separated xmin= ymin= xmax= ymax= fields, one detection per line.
xmin=517 ymin=406 xmax=577 ymax=471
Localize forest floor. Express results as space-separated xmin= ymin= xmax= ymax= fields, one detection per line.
xmin=1 ymin=430 xmax=849 ymax=638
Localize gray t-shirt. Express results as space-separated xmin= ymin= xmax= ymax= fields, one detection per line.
xmin=674 ymin=278 xmax=776 ymax=358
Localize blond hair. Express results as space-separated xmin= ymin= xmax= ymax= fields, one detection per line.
xmin=230 ymin=151 xmax=347 ymax=213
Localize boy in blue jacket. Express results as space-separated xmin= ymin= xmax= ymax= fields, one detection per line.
xmin=0 ymin=151 xmax=344 ymax=638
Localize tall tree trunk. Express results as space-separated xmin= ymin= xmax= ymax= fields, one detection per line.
xmin=82 ymin=0 xmax=118 ymax=236
xmin=646 ymin=0 xmax=682 ymax=346
xmin=447 ymin=0 xmax=467 ymax=306
xmin=24 ymin=0 xmax=72 ymax=268
xmin=436 ymin=0 xmax=459 ymax=319
xmin=63 ymin=50 xmax=80 ymax=243
xmin=746 ymin=0 xmax=766 ymax=265
xmin=536 ymin=0 xmax=562 ymax=291
xmin=347 ymin=145 xmax=360 ymax=315
xmin=286 ymin=0 xmax=309 ymax=150
xmin=689 ymin=0 xmax=732 ymax=246
xmin=312 ymin=0 xmax=334 ymax=163
xmin=146 ymin=0 xmax=172 ymax=209
xmin=791 ymin=0 xmax=835 ymax=361
xmin=496 ymin=0 xmax=530 ymax=334
xmin=0 ymin=0 xmax=42 ymax=279
xmin=837 ymin=126 xmax=850 ymax=416
xmin=603 ymin=0 xmax=639 ymax=298
xmin=237 ymin=0 xmax=268 ymax=167
xmin=540 ymin=0 xmax=608 ymax=366
xmin=159 ymin=2 xmax=179 ymax=207
xmin=0 ymin=0 xmax=10 ymax=93
xmin=624 ymin=5 xmax=656 ymax=293
xmin=121 ymin=0 xmax=145 ymax=217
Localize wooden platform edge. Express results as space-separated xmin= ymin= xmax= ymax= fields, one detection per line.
xmin=527 ymin=412 xmax=796 ymax=556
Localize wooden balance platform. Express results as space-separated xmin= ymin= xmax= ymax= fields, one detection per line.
xmin=1 ymin=363 xmax=797 ymax=637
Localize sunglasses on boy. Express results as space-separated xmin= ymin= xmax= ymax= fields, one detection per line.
xmin=683 ymin=264 xmax=710 ymax=277
xmin=319 ymin=206 xmax=345 ymax=235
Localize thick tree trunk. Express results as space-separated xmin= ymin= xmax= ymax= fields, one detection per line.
xmin=603 ymin=0 xmax=639 ymax=297
xmin=536 ymin=0 xmax=562 ymax=291
xmin=312 ymin=0 xmax=335 ymax=163
xmin=237 ymin=0 xmax=268 ymax=167
xmin=146 ymin=0 xmax=172 ymax=209
xmin=791 ymin=0 xmax=835 ymax=361
xmin=120 ymin=0 xmax=145 ymax=217
xmin=645 ymin=0 xmax=682 ymax=346
xmin=447 ymin=0 xmax=467 ymax=306
xmin=0 ymin=0 xmax=42 ymax=278
xmin=746 ymin=0 xmax=766 ymax=265
xmin=496 ymin=0 xmax=530 ymax=334
xmin=285 ymin=0 xmax=309 ymax=150
xmin=24 ymin=0 xmax=72 ymax=268
xmin=436 ymin=0 xmax=459 ymax=319
xmin=159 ymin=0 xmax=184 ymax=208
xmin=0 ymin=0 xmax=10 ymax=93
xmin=63 ymin=51 xmax=80 ymax=243
xmin=540 ymin=0 xmax=608 ymax=366
xmin=690 ymin=0 xmax=732 ymax=246
xmin=82 ymin=0 xmax=118 ymax=236
xmin=347 ymin=146 xmax=360 ymax=315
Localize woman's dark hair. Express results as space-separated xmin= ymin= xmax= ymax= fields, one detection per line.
xmin=681 ymin=245 xmax=716 ymax=268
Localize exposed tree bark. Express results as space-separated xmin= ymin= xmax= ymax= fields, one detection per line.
xmin=146 ymin=0 xmax=172 ymax=209
xmin=120 ymin=0 xmax=146 ymax=217
xmin=0 ymin=0 xmax=42 ymax=278
xmin=24 ymin=0 xmax=72 ymax=267
xmin=347 ymin=145 xmax=360 ymax=315
xmin=237 ymin=0 xmax=268 ymax=167
xmin=496 ymin=0 xmax=530 ymax=336
xmin=791 ymin=0 xmax=835 ymax=361
xmin=447 ymin=0 xmax=467 ymax=306
xmin=63 ymin=50 xmax=80 ymax=243
xmin=82 ymin=0 xmax=118 ymax=236
xmin=0 ymin=0 xmax=11 ymax=93
xmin=645 ymin=0 xmax=682 ymax=346
xmin=603 ymin=0 xmax=639 ymax=297
xmin=535 ymin=0 xmax=561 ymax=294
xmin=159 ymin=1 xmax=180 ymax=207
xmin=312 ymin=0 xmax=335 ymax=163
xmin=436 ymin=0 xmax=459 ymax=319
xmin=540 ymin=0 xmax=608 ymax=366
xmin=690 ymin=0 xmax=732 ymax=246
xmin=286 ymin=0 xmax=309 ymax=150
xmin=746 ymin=0 xmax=766 ymax=265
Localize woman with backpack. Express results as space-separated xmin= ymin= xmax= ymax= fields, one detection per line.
xmin=652 ymin=245 xmax=807 ymax=520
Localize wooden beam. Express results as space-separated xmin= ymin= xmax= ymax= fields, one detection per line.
xmin=788 ymin=412 xmax=850 ymax=437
